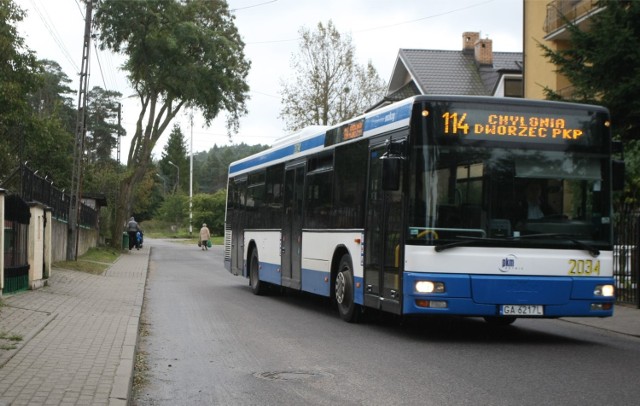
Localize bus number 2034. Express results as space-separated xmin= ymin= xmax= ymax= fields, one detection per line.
xmin=567 ymin=259 xmax=600 ymax=275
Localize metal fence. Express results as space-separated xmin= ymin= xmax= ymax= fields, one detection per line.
xmin=613 ymin=203 xmax=640 ymax=308
xmin=3 ymin=164 xmax=98 ymax=228
xmin=543 ymin=0 xmax=600 ymax=34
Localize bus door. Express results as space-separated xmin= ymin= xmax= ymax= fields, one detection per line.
xmin=363 ymin=141 xmax=404 ymax=314
xmin=281 ymin=163 xmax=305 ymax=289
xmin=231 ymin=178 xmax=246 ymax=276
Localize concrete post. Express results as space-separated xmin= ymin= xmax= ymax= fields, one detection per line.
xmin=28 ymin=202 xmax=47 ymax=290
xmin=44 ymin=207 xmax=53 ymax=279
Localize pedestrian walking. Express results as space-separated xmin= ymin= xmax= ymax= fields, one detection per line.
xmin=127 ymin=217 xmax=142 ymax=250
xmin=199 ymin=223 xmax=211 ymax=251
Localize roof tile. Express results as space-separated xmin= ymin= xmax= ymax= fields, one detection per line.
xmin=395 ymin=49 xmax=522 ymax=96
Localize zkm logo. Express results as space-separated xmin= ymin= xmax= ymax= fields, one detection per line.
xmin=499 ymin=254 xmax=520 ymax=273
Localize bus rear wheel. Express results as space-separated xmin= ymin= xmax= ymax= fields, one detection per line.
xmin=335 ymin=254 xmax=359 ymax=323
xmin=249 ymin=249 xmax=266 ymax=295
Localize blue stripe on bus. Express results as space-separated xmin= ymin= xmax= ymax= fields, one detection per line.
xmin=229 ymin=133 xmax=326 ymax=175
xmin=229 ymin=101 xmax=413 ymax=176
xmin=354 ymin=275 xmax=363 ymax=305
xmin=363 ymin=102 xmax=412 ymax=133
xmin=299 ymin=270 xmax=364 ymax=305
xmin=256 ymin=263 xmax=364 ymax=305
xmin=301 ymin=268 xmax=331 ymax=296
xmin=258 ymin=261 xmax=281 ymax=285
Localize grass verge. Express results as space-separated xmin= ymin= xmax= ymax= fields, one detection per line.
xmin=53 ymin=246 xmax=121 ymax=275
xmin=0 ymin=331 xmax=23 ymax=350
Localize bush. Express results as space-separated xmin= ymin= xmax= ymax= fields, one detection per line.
xmin=153 ymin=190 xmax=227 ymax=236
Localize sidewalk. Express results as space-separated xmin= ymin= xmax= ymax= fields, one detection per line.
xmin=0 ymin=246 xmax=149 ymax=406
xmin=0 ymin=245 xmax=639 ymax=405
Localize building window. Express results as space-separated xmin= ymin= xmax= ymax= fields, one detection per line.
xmin=504 ymin=78 xmax=523 ymax=98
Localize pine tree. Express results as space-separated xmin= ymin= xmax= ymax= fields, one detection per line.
xmin=539 ymin=0 xmax=640 ymax=141
xmin=160 ymin=124 xmax=188 ymax=193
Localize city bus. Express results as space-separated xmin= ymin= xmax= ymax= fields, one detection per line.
xmin=224 ymin=95 xmax=622 ymax=324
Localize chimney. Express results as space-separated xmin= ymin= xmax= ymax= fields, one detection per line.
xmin=462 ymin=32 xmax=480 ymax=54
xmin=474 ymin=37 xmax=493 ymax=66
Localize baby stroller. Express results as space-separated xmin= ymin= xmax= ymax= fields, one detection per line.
xmin=136 ymin=231 xmax=144 ymax=249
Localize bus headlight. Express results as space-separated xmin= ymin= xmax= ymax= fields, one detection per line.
xmin=415 ymin=281 xmax=445 ymax=293
xmin=594 ymin=284 xmax=614 ymax=297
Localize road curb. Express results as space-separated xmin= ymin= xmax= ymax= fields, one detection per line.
xmin=108 ymin=246 xmax=151 ymax=406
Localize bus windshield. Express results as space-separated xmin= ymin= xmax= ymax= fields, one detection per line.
xmin=408 ymin=145 xmax=612 ymax=248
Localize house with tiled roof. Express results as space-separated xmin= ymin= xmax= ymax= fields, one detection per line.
xmin=383 ymin=32 xmax=523 ymax=105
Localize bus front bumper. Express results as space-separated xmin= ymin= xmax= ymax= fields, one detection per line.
xmin=402 ymin=272 xmax=615 ymax=318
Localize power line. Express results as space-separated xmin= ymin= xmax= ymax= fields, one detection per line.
xmin=93 ymin=43 xmax=108 ymax=90
xmin=244 ymin=0 xmax=496 ymax=45
xmin=230 ymin=0 xmax=278 ymax=12
xmin=251 ymin=89 xmax=279 ymax=99
xmin=28 ymin=0 xmax=80 ymax=72
xmin=354 ymin=0 xmax=496 ymax=33
xmin=73 ymin=0 xmax=85 ymax=18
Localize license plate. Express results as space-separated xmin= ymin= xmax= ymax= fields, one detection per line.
xmin=501 ymin=305 xmax=544 ymax=316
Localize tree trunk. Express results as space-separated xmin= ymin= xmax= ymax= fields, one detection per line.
xmin=110 ymin=162 xmax=148 ymax=250
xmin=111 ymin=177 xmax=133 ymax=250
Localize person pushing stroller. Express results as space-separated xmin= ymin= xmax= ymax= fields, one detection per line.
xmin=127 ymin=217 xmax=142 ymax=250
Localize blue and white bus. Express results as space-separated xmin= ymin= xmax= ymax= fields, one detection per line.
xmin=224 ymin=95 xmax=622 ymax=324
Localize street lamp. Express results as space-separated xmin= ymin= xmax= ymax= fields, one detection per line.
xmin=189 ymin=111 xmax=194 ymax=237
xmin=168 ymin=161 xmax=180 ymax=193
xmin=156 ymin=173 xmax=167 ymax=196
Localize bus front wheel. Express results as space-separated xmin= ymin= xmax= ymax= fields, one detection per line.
xmin=249 ymin=249 xmax=266 ymax=295
xmin=335 ymin=254 xmax=359 ymax=323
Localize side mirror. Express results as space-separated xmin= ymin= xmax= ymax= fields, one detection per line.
xmin=382 ymin=156 xmax=402 ymax=191
xmin=380 ymin=138 xmax=405 ymax=191
xmin=612 ymin=160 xmax=625 ymax=191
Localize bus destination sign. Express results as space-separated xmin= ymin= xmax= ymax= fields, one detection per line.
xmin=440 ymin=110 xmax=587 ymax=142
xmin=325 ymin=119 xmax=365 ymax=147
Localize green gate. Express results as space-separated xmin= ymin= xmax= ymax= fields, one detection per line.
xmin=3 ymin=265 xmax=29 ymax=294
xmin=3 ymin=194 xmax=31 ymax=295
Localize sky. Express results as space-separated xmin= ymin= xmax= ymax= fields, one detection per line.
xmin=14 ymin=0 xmax=523 ymax=162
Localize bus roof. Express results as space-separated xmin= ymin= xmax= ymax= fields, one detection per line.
xmin=228 ymin=96 xmax=416 ymax=177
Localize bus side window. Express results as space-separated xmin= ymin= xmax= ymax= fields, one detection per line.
xmin=305 ymin=171 xmax=333 ymax=228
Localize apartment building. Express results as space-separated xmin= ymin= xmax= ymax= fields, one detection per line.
xmin=524 ymin=0 xmax=604 ymax=99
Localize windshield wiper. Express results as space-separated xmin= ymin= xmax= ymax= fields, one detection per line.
xmin=434 ymin=237 xmax=496 ymax=252
xmin=434 ymin=233 xmax=600 ymax=257
xmin=509 ymin=233 xmax=600 ymax=257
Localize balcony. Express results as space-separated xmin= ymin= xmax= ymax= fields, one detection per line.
xmin=543 ymin=0 xmax=603 ymax=40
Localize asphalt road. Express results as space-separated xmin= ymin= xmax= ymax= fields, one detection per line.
xmin=133 ymin=239 xmax=640 ymax=406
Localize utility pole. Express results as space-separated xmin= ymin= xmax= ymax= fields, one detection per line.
xmin=67 ymin=0 xmax=94 ymax=261
xmin=117 ymin=102 xmax=122 ymax=163
xmin=189 ymin=111 xmax=193 ymax=237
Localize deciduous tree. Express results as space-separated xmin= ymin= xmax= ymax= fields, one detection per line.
xmin=279 ymin=20 xmax=386 ymax=132
xmin=0 ymin=0 xmax=42 ymax=176
xmin=94 ymin=0 xmax=250 ymax=247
